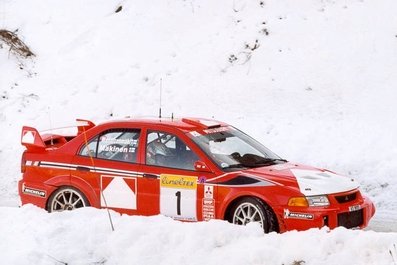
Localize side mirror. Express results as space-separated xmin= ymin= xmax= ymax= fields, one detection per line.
xmin=194 ymin=161 xmax=212 ymax=173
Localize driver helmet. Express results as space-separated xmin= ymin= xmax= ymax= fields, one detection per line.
xmin=147 ymin=141 xmax=170 ymax=156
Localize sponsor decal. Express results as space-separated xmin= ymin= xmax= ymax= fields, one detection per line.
xmin=349 ymin=205 xmax=361 ymax=212
xmin=202 ymin=198 xmax=215 ymax=221
xmin=203 ymin=126 xmax=228 ymax=134
xmin=198 ymin=176 xmax=207 ymax=183
xmin=203 ymin=186 xmax=215 ymax=220
xmin=23 ymin=185 xmax=46 ymax=198
xmin=204 ymin=185 xmax=213 ymax=199
xmin=160 ymin=174 xmax=197 ymax=190
xmin=284 ymin=209 xmax=314 ymax=220
xmin=160 ymin=174 xmax=198 ymax=221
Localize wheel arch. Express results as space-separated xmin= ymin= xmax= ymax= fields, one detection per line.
xmin=222 ymin=193 xmax=280 ymax=232
xmin=46 ymin=185 xmax=90 ymax=212
xmin=69 ymin=175 xmax=99 ymax=208
xmin=44 ymin=174 xmax=98 ymax=210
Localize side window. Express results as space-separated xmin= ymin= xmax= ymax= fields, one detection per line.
xmin=80 ymin=129 xmax=140 ymax=163
xmin=80 ymin=137 xmax=98 ymax=157
xmin=146 ymin=131 xmax=198 ymax=170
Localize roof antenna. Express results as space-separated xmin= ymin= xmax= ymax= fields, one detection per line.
xmin=159 ymin=78 xmax=162 ymax=119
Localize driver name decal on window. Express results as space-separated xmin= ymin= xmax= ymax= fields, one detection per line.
xmin=80 ymin=129 xmax=140 ymax=163
xmin=99 ymin=136 xmax=137 ymax=146
xmin=99 ymin=145 xmax=136 ymax=153
xmin=98 ymin=137 xmax=138 ymax=154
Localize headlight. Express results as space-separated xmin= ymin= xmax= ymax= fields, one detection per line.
xmin=288 ymin=195 xmax=329 ymax=207
xmin=306 ymin=195 xmax=329 ymax=206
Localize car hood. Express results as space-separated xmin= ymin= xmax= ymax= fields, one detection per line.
xmin=244 ymin=163 xmax=359 ymax=196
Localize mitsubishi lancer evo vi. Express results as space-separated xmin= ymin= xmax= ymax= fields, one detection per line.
xmin=19 ymin=117 xmax=375 ymax=233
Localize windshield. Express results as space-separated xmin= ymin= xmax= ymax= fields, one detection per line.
xmin=189 ymin=126 xmax=286 ymax=171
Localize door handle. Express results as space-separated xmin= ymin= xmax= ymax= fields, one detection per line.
xmin=76 ymin=166 xmax=90 ymax=172
xmin=143 ymin=173 xmax=158 ymax=179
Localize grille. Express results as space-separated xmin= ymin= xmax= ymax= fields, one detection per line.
xmin=337 ymin=209 xmax=363 ymax=229
xmin=335 ymin=192 xmax=357 ymax=204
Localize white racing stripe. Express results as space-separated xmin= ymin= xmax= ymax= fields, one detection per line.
xmin=34 ymin=161 xmax=148 ymax=178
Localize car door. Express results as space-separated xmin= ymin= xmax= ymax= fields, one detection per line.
xmin=139 ymin=127 xmax=217 ymax=221
xmin=72 ymin=127 xmax=143 ymax=215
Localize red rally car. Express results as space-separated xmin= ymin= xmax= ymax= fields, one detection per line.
xmin=18 ymin=117 xmax=375 ymax=233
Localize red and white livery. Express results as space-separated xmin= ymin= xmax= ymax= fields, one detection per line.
xmin=19 ymin=117 xmax=375 ymax=232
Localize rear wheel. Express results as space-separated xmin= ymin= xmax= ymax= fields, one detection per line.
xmin=230 ymin=197 xmax=278 ymax=233
xmin=48 ymin=187 xmax=89 ymax=212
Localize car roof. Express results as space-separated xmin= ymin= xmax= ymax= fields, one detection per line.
xmin=97 ymin=117 xmax=228 ymax=132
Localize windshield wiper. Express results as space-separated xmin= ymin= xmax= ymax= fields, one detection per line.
xmin=254 ymin=158 xmax=288 ymax=165
xmin=223 ymin=158 xmax=287 ymax=170
xmin=270 ymin=158 xmax=288 ymax=162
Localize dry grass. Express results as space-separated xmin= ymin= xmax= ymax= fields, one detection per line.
xmin=0 ymin=29 xmax=35 ymax=58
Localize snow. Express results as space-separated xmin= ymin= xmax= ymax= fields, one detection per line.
xmin=1 ymin=0 xmax=397 ymax=264
xmin=1 ymin=205 xmax=397 ymax=265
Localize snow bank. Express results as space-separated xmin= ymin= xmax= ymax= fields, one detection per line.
xmin=1 ymin=205 xmax=396 ymax=265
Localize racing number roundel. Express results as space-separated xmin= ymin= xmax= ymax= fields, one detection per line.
xmin=160 ymin=174 xmax=197 ymax=221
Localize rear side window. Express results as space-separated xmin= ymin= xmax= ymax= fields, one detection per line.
xmin=79 ymin=129 xmax=140 ymax=163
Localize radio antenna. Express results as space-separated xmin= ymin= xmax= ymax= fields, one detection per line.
xmin=159 ymin=78 xmax=162 ymax=118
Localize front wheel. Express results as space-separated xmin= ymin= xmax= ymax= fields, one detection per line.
xmin=47 ymin=186 xmax=89 ymax=212
xmin=230 ymin=197 xmax=278 ymax=233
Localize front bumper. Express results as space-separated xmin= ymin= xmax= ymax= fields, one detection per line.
xmin=277 ymin=195 xmax=375 ymax=232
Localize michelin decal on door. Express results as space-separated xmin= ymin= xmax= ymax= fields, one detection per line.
xmin=160 ymin=174 xmax=197 ymax=221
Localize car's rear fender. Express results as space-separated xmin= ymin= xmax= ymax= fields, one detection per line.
xmin=44 ymin=175 xmax=98 ymax=208
xmin=44 ymin=174 xmax=71 ymax=187
xmin=70 ymin=175 xmax=99 ymax=208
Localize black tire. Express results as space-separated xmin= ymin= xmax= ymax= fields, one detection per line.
xmin=47 ymin=186 xmax=90 ymax=212
xmin=230 ymin=197 xmax=278 ymax=233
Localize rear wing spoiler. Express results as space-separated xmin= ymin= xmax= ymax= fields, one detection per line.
xmin=21 ymin=119 xmax=95 ymax=150
xmin=21 ymin=126 xmax=46 ymax=149
xmin=76 ymin=119 xmax=95 ymax=134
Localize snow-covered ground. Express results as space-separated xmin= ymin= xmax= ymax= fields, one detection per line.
xmin=1 ymin=205 xmax=397 ymax=265
xmin=1 ymin=0 xmax=397 ymax=264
